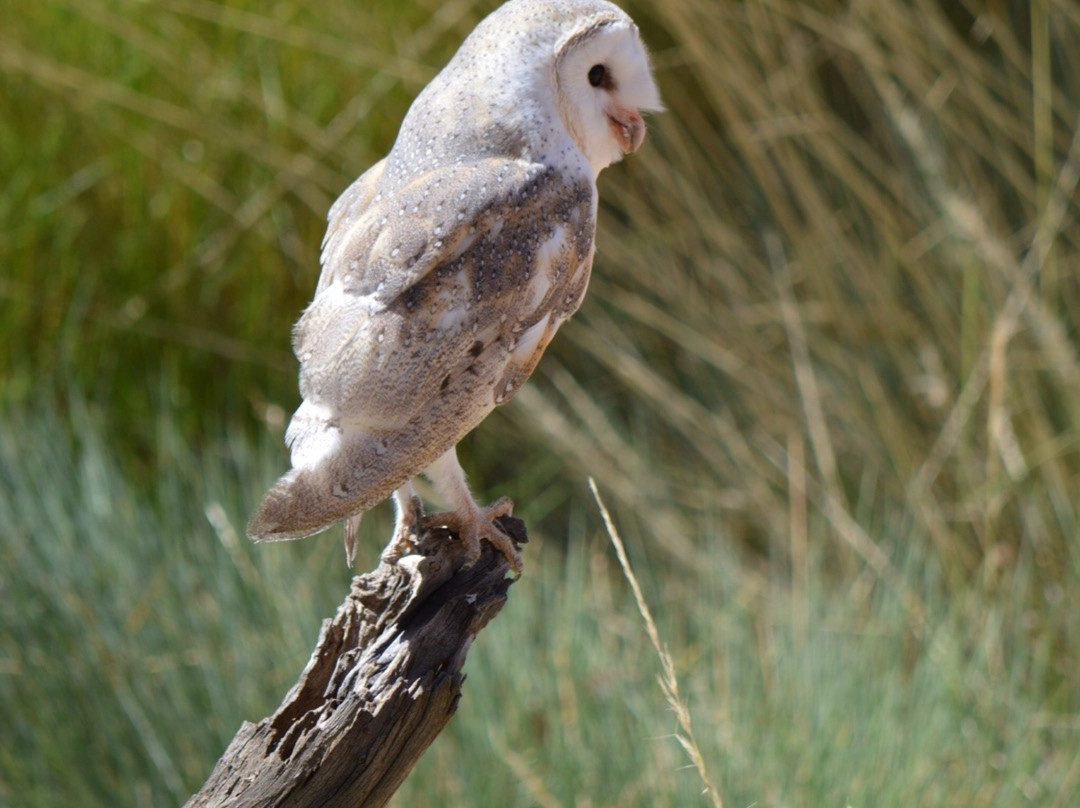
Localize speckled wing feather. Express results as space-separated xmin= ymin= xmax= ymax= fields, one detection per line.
xmin=247 ymin=157 xmax=595 ymax=542
xmin=315 ymin=157 xmax=386 ymax=296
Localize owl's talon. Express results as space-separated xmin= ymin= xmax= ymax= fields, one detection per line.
xmin=424 ymin=497 xmax=521 ymax=574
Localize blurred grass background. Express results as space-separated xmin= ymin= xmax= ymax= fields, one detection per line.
xmin=1 ymin=0 xmax=1078 ymax=805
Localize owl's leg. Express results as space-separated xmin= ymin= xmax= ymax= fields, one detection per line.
xmin=381 ymin=481 xmax=425 ymax=564
xmin=422 ymin=446 xmax=521 ymax=574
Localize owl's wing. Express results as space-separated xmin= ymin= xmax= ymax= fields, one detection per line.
xmin=315 ymin=158 xmax=386 ymax=297
xmin=292 ymin=157 xmax=587 ymax=413
xmin=311 ymin=157 xmax=555 ymax=308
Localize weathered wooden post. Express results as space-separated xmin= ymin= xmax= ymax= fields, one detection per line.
xmin=185 ymin=517 xmax=526 ymax=808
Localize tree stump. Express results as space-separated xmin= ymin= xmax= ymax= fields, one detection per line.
xmin=185 ymin=516 xmax=527 ymax=808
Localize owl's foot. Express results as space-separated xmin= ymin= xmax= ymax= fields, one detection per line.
xmin=423 ymin=446 xmax=522 ymax=574
xmin=424 ymin=496 xmax=521 ymax=575
xmin=381 ymin=493 xmax=426 ymax=565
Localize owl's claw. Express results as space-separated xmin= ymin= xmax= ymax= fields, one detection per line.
xmin=381 ymin=495 xmax=425 ymax=565
xmin=423 ymin=496 xmax=521 ymax=575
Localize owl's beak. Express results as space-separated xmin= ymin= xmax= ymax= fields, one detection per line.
xmin=607 ymin=106 xmax=645 ymax=154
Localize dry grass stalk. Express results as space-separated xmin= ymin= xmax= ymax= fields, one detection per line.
xmin=589 ymin=479 xmax=724 ymax=808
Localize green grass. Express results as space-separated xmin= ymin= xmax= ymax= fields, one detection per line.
xmin=2 ymin=0 xmax=1080 ymax=805
xmin=1 ymin=405 xmax=1076 ymax=806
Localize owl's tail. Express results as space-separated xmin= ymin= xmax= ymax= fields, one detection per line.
xmin=247 ymin=467 xmax=342 ymax=542
xmin=247 ymin=434 xmax=403 ymax=543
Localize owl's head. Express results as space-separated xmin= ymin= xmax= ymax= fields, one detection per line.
xmin=553 ymin=8 xmax=662 ymax=173
xmin=394 ymin=0 xmax=661 ymax=183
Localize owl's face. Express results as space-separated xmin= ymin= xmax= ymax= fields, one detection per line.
xmin=554 ymin=18 xmax=662 ymax=174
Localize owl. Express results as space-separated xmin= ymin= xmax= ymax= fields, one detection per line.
xmin=248 ymin=0 xmax=661 ymax=571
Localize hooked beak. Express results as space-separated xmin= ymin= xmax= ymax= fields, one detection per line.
xmin=607 ymin=106 xmax=646 ymax=154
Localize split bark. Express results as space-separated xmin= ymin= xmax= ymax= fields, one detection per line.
xmin=185 ymin=516 xmax=526 ymax=808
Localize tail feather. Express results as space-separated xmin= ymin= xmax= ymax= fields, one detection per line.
xmin=247 ymin=467 xmax=346 ymax=542
xmin=246 ymin=434 xmax=408 ymax=543
xmin=248 ymin=412 xmax=466 ymax=544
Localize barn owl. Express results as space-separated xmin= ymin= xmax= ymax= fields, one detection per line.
xmin=247 ymin=0 xmax=661 ymax=571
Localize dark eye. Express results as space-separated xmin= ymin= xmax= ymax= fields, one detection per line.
xmin=588 ymin=64 xmax=606 ymax=87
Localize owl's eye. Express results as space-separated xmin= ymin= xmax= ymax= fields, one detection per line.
xmin=587 ymin=64 xmax=606 ymax=87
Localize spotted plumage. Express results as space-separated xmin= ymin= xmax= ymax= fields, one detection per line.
xmin=248 ymin=0 xmax=661 ymax=570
